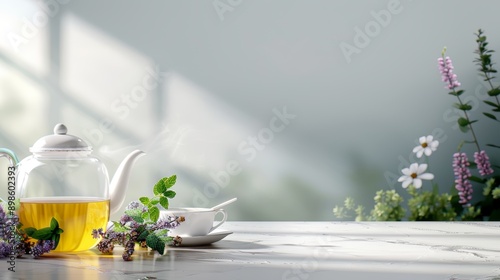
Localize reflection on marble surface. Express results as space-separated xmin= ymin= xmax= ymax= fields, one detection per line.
xmin=2 ymin=222 xmax=499 ymax=280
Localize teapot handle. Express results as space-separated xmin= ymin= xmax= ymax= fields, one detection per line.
xmin=0 ymin=148 xmax=19 ymax=204
xmin=0 ymin=148 xmax=19 ymax=166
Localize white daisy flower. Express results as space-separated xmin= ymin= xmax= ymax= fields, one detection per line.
xmin=397 ymin=163 xmax=434 ymax=189
xmin=412 ymin=135 xmax=439 ymax=158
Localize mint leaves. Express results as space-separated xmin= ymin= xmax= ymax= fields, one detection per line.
xmin=24 ymin=217 xmax=64 ymax=249
xmin=133 ymin=175 xmax=177 ymax=223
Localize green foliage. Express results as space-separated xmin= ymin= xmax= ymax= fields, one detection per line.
xmin=475 ymin=29 xmax=500 ymax=126
xmin=449 ymin=89 xmax=464 ymax=96
xmin=492 ymin=188 xmax=500 ymax=199
xmin=146 ymin=234 xmax=165 ymax=255
xmin=485 ymin=112 xmax=500 ymax=121
xmin=333 ymin=188 xmax=456 ymax=221
xmin=141 ymin=175 xmax=177 ymax=223
xmin=475 ymin=29 xmax=497 ymax=80
xmin=473 ymin=177 xmax=500 ymax=221
xmin=25 ymin=217 xmax=64 ymax=249
xmin=454 ymin=103 xmax=473 ymax=111
xmin=148 ymin=206 xmax=160 ymax=223
xmin=333 ymin=190 xmax=405 ymax=221
xmin=370 ymin=190 xmax=405 ymax=221
xmin=354 ymin=205 xmax=367 ymax=222
xmin=124 ymin=208 xmax=144 ymax=223
xmin=487 ymin=144 xmax=500 ymax=149
xmin=488 ymin=88 xmax=500 ymax=97
xmin=154 ymin=175 xmax=176 ymax=196
xmin=333 ymin=197 xmax=356 ymax=220
xmin=112 ymin=221 xmax=129 ymax=233
xmin=332 ymin=205 xmax=348 ymax=219
xmin=137 ymin=227 xmax=150 ymax=242
xmin=484 ymin=100 xmax=500 ymax=108
xmin=460 ymin=206 xmax=481 ymax=221
xmin=406 ymin=186 xmax=456 ymax=221
xmin=124 ymin=175 xmax=179 ymax=251
xmin=483 ymin=178 xmax=496 ymax=196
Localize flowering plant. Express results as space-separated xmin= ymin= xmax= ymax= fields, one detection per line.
xmin=334 ymin=29 xmax=500 ymax=221
xmin=92 ymin=175 xmax=183 ymax=261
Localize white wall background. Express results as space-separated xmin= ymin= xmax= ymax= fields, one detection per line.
xmin=1 ymin=0 xmax=499 ymax=220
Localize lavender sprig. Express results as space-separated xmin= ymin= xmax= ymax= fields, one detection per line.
xmin=438 ymin=49 xmax=481 ymax=151
xmin=474 ymin=150 xmax=494 ymax=176
xmin=31 ymin=240 xmax=53 ymax=258
xmin=438 ymin=54 xmax=461 ymax=90
xmin=453 ymin=152 xmax=473 ymax=206
xmin=439 ymin=48 xmax=495 ymax=179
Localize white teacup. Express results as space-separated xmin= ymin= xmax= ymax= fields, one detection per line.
xmin=160 ymin=207 xmax=227 ymax=236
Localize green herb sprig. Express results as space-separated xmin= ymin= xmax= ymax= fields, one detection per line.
xmin=137 ymin=175 xmax=177 ymax=223
xmin=24 ymin=217 xmax=64 ymax=249
xmin=93 ymin=175 xmax=183 ymax=261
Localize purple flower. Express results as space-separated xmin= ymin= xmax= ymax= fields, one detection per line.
xmin=125 ymin=201 xmax=147 ymax=213
xmin=474 ymin=150 xmax=494 ymax=176
xmin=42 ymin=240 xmax=54 ymax=251
xmin=154 ymin=216 xmax=182 ymax=230
xmin=31 ymin=240 xmax=53 ymax=258
xmin=438 ymin=56 xmax=461 ymax=90
xmin=97 ymin=239 xmax=114 ymax=254
xmin=31 ymin=245 xmax=42 ymax=258
xmin=91 ymin=228 xmax=104 ymax=239
xmin=453 ymin=152 xmax=473 ymax=205
xmin=122 ymin=239 xmax=136 ymax=261
xmin=119 ymin=214 xmax=133 ymax=225
xmin=0 ymin=242 xmax=10 ymax=257
xmin=120 ymin=217 xmax=139 ymax=229
xmin=0 ymin=205 xmax=6 ymax=221
xmin=125 ymin=201 xmax=141 ymax=210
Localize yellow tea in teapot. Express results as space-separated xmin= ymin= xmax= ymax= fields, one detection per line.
xmin=19 ymin=197 xmax=110 ymax=252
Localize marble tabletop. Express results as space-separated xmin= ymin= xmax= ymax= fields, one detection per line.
xmin=2 ymin=222 xmax=499 ymax=280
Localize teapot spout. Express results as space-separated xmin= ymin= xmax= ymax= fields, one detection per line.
xmin=109 ymin=150 xmax=145 ymax=214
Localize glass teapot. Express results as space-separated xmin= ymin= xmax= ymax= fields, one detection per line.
xmin=0 ymin=123 xmax=144 ymax=252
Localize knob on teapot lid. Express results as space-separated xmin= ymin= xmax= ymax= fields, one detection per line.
xmin=54 ymin=123 xmax=68 ymax=134
xmin=30 ymin=123 xmax=92 ymax=153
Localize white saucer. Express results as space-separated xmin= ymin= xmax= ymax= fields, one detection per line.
xmin=171 ymin=230 xmax=233 ymax=247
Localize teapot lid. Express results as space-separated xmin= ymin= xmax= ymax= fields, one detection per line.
xmin=30 ymin=123 xmax=92 ymax=153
